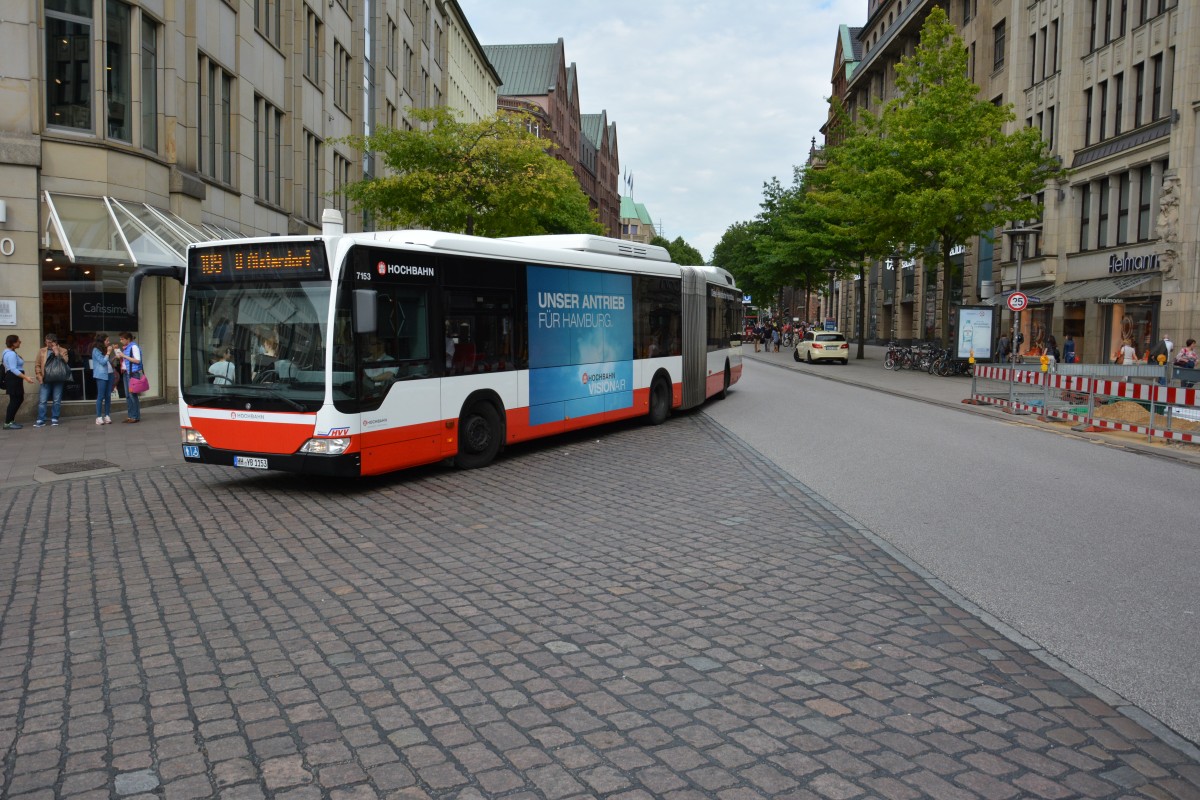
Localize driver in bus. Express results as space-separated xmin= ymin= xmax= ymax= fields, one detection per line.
xmin=362 ymin=337 xmax=398 ymax=396
xmin=208 ymin=349 xmax=236 ymax=386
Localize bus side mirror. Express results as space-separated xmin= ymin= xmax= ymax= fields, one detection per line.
xmin=353 ymin=290 xmax=378 ymax=334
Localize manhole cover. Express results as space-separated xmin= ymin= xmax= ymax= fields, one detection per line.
xmin=40 ymin=460 xmax=119 ymax=475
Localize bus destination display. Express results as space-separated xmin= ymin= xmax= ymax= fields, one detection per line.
xmin=189 ymin=242 xmax=329 ymax=282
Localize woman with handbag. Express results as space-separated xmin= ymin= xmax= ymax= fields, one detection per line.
xmin=116 ymin=331 xmax=146 ymax=423
xmin=91 ymin=333 xmax=116 ymax=425
xmin=1176 ymin=338 xmax=1197 ymax=388
xmin=34 ymin=332 xmax=72 ymax=427
xmin=3 ymin=334 xmax=37 ymax=429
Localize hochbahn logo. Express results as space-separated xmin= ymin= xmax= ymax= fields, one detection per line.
xmin=376 ymin=261 xmax=435 ymax=277
xmin=581 ymin=371 xmax=626 ymax=395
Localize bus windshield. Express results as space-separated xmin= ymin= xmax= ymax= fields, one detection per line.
xmin=181 ymin=281 xmax=343 ymax=412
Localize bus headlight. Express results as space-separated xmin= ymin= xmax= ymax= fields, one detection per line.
xmin=299 ymin=437 xmax=351 ymax=455
xmin=182 ymin=428 xmax=208 ymax=445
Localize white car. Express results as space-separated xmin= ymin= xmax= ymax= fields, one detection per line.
xmin=794 ymin=330 xmax=849 ymax=364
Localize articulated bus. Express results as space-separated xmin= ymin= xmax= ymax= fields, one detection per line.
xmin=170 ymin=212 xmax=742 ymax=476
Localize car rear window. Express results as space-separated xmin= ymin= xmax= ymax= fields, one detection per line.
xmin=816 ymin=334 xmax=845 ymax=342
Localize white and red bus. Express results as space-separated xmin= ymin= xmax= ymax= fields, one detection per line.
xmin=170 ymin=212 xmax=742 ymax=476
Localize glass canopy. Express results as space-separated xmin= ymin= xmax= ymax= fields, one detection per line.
xmin=44 ymin=191 xmax=244 ymax=267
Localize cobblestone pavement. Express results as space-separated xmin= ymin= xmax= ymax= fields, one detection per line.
xmin=1 ymin=413 xmax=1198 ymax=799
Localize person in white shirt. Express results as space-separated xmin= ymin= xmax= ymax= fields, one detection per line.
xmin=208 ymin=349 xmax=236 ymax=386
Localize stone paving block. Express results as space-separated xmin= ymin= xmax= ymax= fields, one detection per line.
xmin=0 ymin=415 xmax=1197 ymax=799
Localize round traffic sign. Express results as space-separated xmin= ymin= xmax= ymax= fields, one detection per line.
xmin=1006 ymin=291 xmax=1028 ymax=311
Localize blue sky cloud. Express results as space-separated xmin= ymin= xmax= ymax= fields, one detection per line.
xmin=458 ymin=0 xmax=864 ymax=260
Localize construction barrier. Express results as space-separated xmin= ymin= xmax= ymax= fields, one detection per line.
xmin=967 ymin=364 xmax=1200 ymax=445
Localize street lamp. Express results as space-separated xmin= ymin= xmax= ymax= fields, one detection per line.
xmin=826 ymin=267 xmax=838 ymax=329
xmin=888 ymin=252 xmax=900 ymax=343
xmin=1002 ymin=226 xmax=1039 ymax=410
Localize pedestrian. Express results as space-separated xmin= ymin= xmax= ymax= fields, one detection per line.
xmin=116 ymin=331 xmax=144 ymax=423
xmin=34 ymin=332 xmax=72 ymax=427
xmin=1174 ymin=338 xmax=1197 ymax=388
xmin=3 ymin=334 xmax=36 ymax=429
xmin=1062 ymin=334 xmax=1076 ymax=364
xmin=1148 ymin=333 xmax=1173 ymax=385
xmin=1045 ymin=334 xmax=1059 ymax=364
xmin=1147 ymin=333 xmax=1173 ymax=365
xmin=91 ymin=333 xmax=116 ymax=425
xmin=1115 ymin=338 xmax=1137 ymax=365
xmin=772 ymin=327 xmax=781 ymax=353
xmin=996 ymin=332 xmax=1010 ymax=363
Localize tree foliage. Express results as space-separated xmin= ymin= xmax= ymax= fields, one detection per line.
xmin=816 ymin=7 xmax=1065 ymax=340
xmin=651 ymin=235 xmax=705 ymax=266
xmin=712 ymin=221 xmax=770 ymax=305
xmin=713 ymin=167 xmax=865 ymax=336
xmin=339 ymin=106 xmax=603 ymax=237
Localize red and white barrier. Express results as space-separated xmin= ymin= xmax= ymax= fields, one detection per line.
xmin=968 ymin=366 xmax=1200 ymax=444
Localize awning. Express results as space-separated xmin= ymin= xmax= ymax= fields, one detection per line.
xmin=43 ymin=191 xmax=243 ymax=267
xmin=984 ymin=285 xmax=1063 ymax=306
xmin=1056 ymin=273 xmax=1154 ymax=302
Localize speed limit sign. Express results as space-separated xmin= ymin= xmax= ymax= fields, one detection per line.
xmin=1006 ymin=291 xmax=1028 ymax=311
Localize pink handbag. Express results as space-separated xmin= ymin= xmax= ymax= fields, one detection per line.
xmin=128 ymin=372 xmax=150 ymax=394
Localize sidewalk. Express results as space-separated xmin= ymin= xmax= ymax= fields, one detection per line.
xmin=742 ymin=341 xmax=1200 ymax=467
xmin=2 ymin=348 xmax=1197 ymax=489
xmin=0 ymin=400 xmax=182 ymax=488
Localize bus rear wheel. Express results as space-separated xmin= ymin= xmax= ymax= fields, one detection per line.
xmin=456 ymin=402 xmax=502 ymax=469
xmin=648 ymin=378 xmax=671 ymax=425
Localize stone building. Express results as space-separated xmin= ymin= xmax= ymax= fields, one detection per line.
xmin=0 ymin=0 xmax=495 ymax=419
xmin=483 ymin=39 xmax=621 ymax=237
xmin=823 ymin=0 xmax=1194 ymax=363
xmin=619 ymin=196 xmax=657 ymax=245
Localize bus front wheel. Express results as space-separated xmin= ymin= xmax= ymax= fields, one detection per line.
xmin=456 ymin=402 xmax=502 ymax=469
xmin=648 ymin=379 xmax=671 ymax=425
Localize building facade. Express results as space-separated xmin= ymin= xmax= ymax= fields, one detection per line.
xmin=825 ymin=0 xmax=1194 ymax=364
xmin=619 ymin=196 xmax=656 ymax=244
xmin=483 ymin=39 xmax=621 ymax=238
xmin=443 ymin=0 xmax=501 ymax=123
xmin=0 ymin=0 xmax=496 ymax=419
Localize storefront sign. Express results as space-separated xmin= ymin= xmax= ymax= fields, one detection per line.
xmin=0 ymin=237 xmax=14 ymax=257
xmin=70 ymin=292 xmax=138 ymax=331
xmin=1108 ymin=251 xmax=1160 ymax=274
xmin=0 ymin=298 xmax=15 ymax=326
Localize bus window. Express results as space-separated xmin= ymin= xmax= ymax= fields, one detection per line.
xmin=635 ymin=276 xmax=682 ymax=358
xmin=445 ymin=290 xmax=516 ymax=374
xmin=354 ymin=286 xmax=433 ymax=408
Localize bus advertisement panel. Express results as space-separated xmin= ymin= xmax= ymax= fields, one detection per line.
xmin=527 ymin=266 xmax=634 ymax=426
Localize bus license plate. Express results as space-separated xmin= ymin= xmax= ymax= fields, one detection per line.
xmin=234 ymin=456 xmax=269 ymax=470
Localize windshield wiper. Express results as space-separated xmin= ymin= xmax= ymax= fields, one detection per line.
xmin=253 ymin=383 xmax=306 ymax=412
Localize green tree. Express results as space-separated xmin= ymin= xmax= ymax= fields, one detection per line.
xmin=758 ymin=168 xmax=868 ymax=347
xmin=651 ymin=235 xmax=705 ymax=266
xmin=339 ymin=106 xmax=603 ymax=237
xmin=712 ymin=221 xmax=769 ymax=313
xmin=817 ymin=7 xmax=1065 ymax=342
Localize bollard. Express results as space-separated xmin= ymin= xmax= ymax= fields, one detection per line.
xmin=1148 ymin=384 xmax=1158 ymax=443
xmin=1040 ymin=371 xmax=1051 ymax=421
